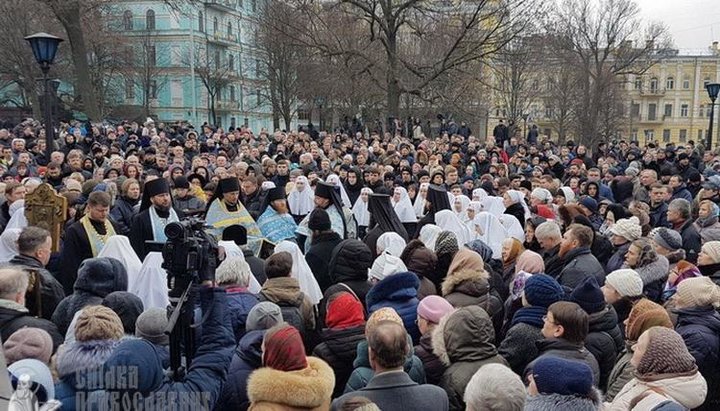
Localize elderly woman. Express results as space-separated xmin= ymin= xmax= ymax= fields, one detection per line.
xmin=623 ymin=238 xmax=669 ymax=303
xmin=218 ymin=256 xmax=259 ymax=342
xmin=696 ymin=241 xmax=720 ymax=285
xmin=695 ymin=200 xmax=720 ymax=243
xmin=501 ymin=238 xmax=524 ymax=290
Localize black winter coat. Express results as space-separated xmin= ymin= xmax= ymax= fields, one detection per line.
xmin=0 ymin=302 xmax=64 ymax=351
xmin=525 ymin=338 xmax=601 ymax=385
xmin=8 ymin=254 xmax=65 ymax=320
xmin=675 ymin=306 xmax=720 ymax=411
xmin=414 ymin=332 xmax=446 ymax=385
xmin=557 ymin=247 xmax=606 ymax=289
xmin=243 ymin=249 xmax=267 ymax=285
xmin=305 ymin=231 xmax=343 ymax=292
xmin=326 ymin=239 xmax=374 ymax=308
xmin=504 ymin=203 xmax=527 ymax=229
xmin=312 ymin=325 xmax=365 ymax=398
xmin=215 ymin=330 xmax=264 ymax=410
xmin=677 ymin=219 xmax=702 ymax=264
xmin=585 ymin=306 xmax=624 ymax=391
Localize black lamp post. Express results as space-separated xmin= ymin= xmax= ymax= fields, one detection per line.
xmin=706 ymin=82 xmax=720 ymax=151
xmin=25 ymin=33 xmax=63 ymax=160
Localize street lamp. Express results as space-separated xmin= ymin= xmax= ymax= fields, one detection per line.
xmin=706 ymin=82 xmax=720 ymax=151
xmin=25 ymin=33 xmax=63 ymax=161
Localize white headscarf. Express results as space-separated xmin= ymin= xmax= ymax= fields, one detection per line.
xmin=5 ymin=200 xmax=27 ymax=230
xmin=506 ymin=190 xmax=531 ymax=221
xmin=413 ymin=183 xmax=429 ymax=218
xmin=453 ymin=195 xmax=471 ymax=222
xmin=219 ymin=240 xmax=261 ymax=293
xmin=0 ymin=228 xmax=21 ymax=262
xmin=377 ymin=232 xmax=406 ymax=257
xmin=325 ymin=174 xmax=351 ymax=208
xmin=499 ymin=214 xmax=526 ymax=243
xmin=559 ymin=186 xmax=576 ymax=203
xmin=392 ymin=187 xmax=416 ymax=223
xmin=261 ymin=181 xmax=276 ymax=191
xmin=287 ymin=176 xmax=314 ymax=216
xmin=472 ymin=188 xmax=488 ymax=201
xmin=131 ymin=252 xmax=170 ymax=310
xmin=472 ymin=212 xmax=506 ymax=259
xmin=480 ymin=196 xmax=506 ymax=217
xmin=352 ymin=187 xmax=372 ymax=226
xmin=368 ymin=251 xmax=408 ymax=282
xmin=419 ymin=224 xmax=442 ymax=250
xmin=274 ymin=240 xmax=323 ymax=305
xmin=435 ymin=209 xmax=473 ymax=245
xmin=98 ymin=236 xmax=142 ymax=292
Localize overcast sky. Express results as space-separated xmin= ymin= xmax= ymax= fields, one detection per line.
xmin=636 ymin=0 xmax=720 ymax=50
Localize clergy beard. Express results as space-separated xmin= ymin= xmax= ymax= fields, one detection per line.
xmin=154 ymin=204 xmax=171 ymax=216
xmin=224 ymin=200 xmax=238 ymax=212
xmin=273 ymin=202 xmax=289 ymax=214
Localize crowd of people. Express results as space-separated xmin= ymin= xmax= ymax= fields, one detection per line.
xmin=1 ymin=116 xmax=720 ymax=410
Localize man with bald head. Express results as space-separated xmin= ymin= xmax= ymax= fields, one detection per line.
xmin=332 ymin=321 xmax=449 ymax=410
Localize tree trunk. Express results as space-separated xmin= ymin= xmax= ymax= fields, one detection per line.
xmin=385 ymin=31 xmax=400 ymax=119
xmin=283 ymin=115 xmax=291 ymax=132
xmin=209 ymin=94 xmax=216 ymax=124
xmin=54 ymin=9 xmax=100 ymax=121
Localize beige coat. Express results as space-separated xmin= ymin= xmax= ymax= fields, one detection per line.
xmin=606 ymin=371 xmax=707 ymax=411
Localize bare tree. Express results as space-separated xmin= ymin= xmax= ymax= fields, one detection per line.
xmin=488 ymin=38 xmax=541 ymax=127
xmin=543 ymin=63 xmax=578 ymax=143
xmin=183 ymin=42 xmax=234 ymax=124
xmin=550 ymin=0 xmax=670 ymax=148
xmin=121 ymin=30 xmax=170 ymax=119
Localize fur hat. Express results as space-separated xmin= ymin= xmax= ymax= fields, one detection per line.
xmin=102 ymin=291 xmax=144 ymax=334
xmin=675 ymin=276 xmax=720 ymax=308
xmin=3 ymin=328 xmax=53 ymax=365
xmin=610 ymin=216 xmax=642 ymax=241
xmin=75 ymin=305 xmax=125 ymax=342
xmin=605 ymin=269 xmax=644 ymax=298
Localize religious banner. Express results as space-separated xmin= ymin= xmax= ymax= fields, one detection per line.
xmin=24 ymin=183 xmax=67 ymax=252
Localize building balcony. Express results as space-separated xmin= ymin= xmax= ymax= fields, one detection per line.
xmin=207 ymin=32 xmax=239 ymax=46
xmin=216 ymin=100 xmax=240 ymax=111
xmin=640 ymin=88 xmax=666 ymax=96
xmin=205 ymin=0 xmax=237 ymax=12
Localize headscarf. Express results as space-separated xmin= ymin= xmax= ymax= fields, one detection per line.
xmin=218 ymin=240 xmax=262 ymax=293
xmin=274 ymin=240 xmax=323 ymax=305
xmin=480 ymin=195 xmax=506 ymax=217
xmin=559 ymin=187 xmax=576 ymax=204
xmin=351 ymin=187 xmax=372 ymax=226
xmin=376 ymin=232 xmax=406 ymax=257
xmin=98 ymin=236 xmax=142 ymax=293
xmin=435 ymin=209 xmax=473 ymax=245
xmin=5 ymin=200 xmax=27 ymax=230
xmin=287 ymin=176 xmax=314 ymax=216
xmin=326 ymin=174 xmax=352 ymax=208
xmin=392 ymin=187 xmax=416 ymax=223
xmin=419 ymin=224 xmax=442 ymax=250
xmin=0 ymin=228 xmax=21 ymax=262
xmin=262 ymin=324 xmax=307 ymax=371
xmin=499 ymin=214 xmax=526 ymax=243
xmin=368 ymin=194 xmax=408 ymax=239
xmin=413 ymin=183 xmax=429 ymax=218
xmin=130 ymin=252 xmax=170 ymax=310
xmin=472 ymin=188 xmax=487 ymax=201
xmin=453 ymin=195 xmax=471 ymax=222
xmin=447 ymin=248 xmax=487 ymax=278
xmin=502 ymin=238 xmax=524 ymax=269
xmin=506 ymin=190 xmax=531 ymax=221
xmin=472 ymin=212 xmax=506 ymax=259
xmin=515 ymin=250 xmax=544 ymax=274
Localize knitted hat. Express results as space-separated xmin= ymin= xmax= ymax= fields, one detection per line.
xmin=3 ymin=328 xmax=53 ymax=365
xmin=417 ymin=295 xmax=455 ymax=324
xmin=308 ymin=208 xmax=331 ymax=231
xmin=435 ymin=231 xmax=459 ymax=256
xmin=523 ymin=274 xmax=564 ymax=308
xmin=578 ymin=196 xmax=598 ymax=213
xmin=532 ymin=356 xmax=593 ymax=397
xmin=571 ymin=276 xmax=606 ymax=314
xmin=75 ymin=305 xmax=124 ymax=342
xmin=366 ymin=307 xmax=403 ymax=334
xmin=135 ymin=308 xmax=170 ymax=346
xmin=626 ymin=299 xmax=673 ymax=341
xmin=610 ymin=216 xmax=642 ymax=241
xmin=653 ymin=228 xmax=682 ymax=252
xmin=325 ymin=292 xmax=365 ymax=329
xmin=247 ymin=301 xmax=284 ymax=331
xmin=675 ymin=276 xmax=720 ymax=308
xmin=701 ymin=241 xmax=720 ymax=264
xmin=515 ymin=250 xmax=544 ymax=275
xmin=368 ymin=252 xmax=408 ymax=282
xmin=605 ymin=269 xmax=644 ymax=298
xmin=636 ymin=327 xmax=697 ymax=377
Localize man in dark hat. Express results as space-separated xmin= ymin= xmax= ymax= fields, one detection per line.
xmin=173 ymin=176 xmax=205 ymax=216
xmin=296 ymin=180 xmax=357 ymax=252
xmin=129 ymin=177 xmax=182 ymax=260
xmin=256 ymin=186 xmax=297 ymax=243
xmin=204 ymin=177 xmax=263 ymax=250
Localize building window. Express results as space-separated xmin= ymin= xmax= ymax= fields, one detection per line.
xmin=644 ymin=129 xmax=654 ymax=140
xmin=298 ymin=109 xmax=309 ymax=121
xmin=228 ymin=22 xmax=232 ymax=36
xmin=256 ymin=89 xmax=261 ymax=105
xmin=650 ymin=78 xmax=658 ymax=93
xmin=664 ymin=104 xmax=672 ymax=117
xmin=199 ymin=12 xmax=204 ymax=32
xmin=666 ymin=77 xmax=674 ymax=90
xmin=662 ymin=129 xmax=670 ymax=143
xmin=123 ymin=10 xmax=133 ymax=30
xmin=229 ymin=54 xmax=234 ymax=71
xmin=150 ymin=80 xmax=157 ymax=99
xmin=700 ymin=105 xmax=705 ymax=117
xmin=681 ymin=104 xmax=689 ymax=117
xmin=683 ymin=77 xmax=690 ymax=89
xmin=679 ymin=129 xmax=687 ymax=142
xmin=634 ymin=77 xmax=642 ymax=90
xmin=230 ymin=86 xmax=236 ymax=102
xmin=147 ymin=45 xmax=156 ymax=67
xmin=545 ymin=106 xmax=554 ymax=118
xmin=531 ymin=80 xmax=539 ymax=91
xmin=214 ymin=50 xmax=221 ymax=70
xmin=631 ymin=103 xmax=640 ymax=118
xmin=125 ymin=79 xmax=134 ymax=99
xmin=648 ymin=103 xmax=657 ymax=121
xmin=146 ymin=9 xmax=155 ymax=30
xmin=213 ymin=17 xmax=218 ymax=33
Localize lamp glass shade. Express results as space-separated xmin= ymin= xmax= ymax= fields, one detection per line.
xmin=707 ymin=83 xmax=720 ymax=102
xmin=24 ymin=33 xmax=63 ymax=66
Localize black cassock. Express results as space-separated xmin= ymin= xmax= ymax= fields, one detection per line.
xmin=58 ymin=219 xmax=118 ymax=296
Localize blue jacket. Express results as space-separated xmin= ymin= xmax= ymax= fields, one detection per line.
xmin=215 ymin=330 xmax=264 ymax=410
xmin=675 ymin=306 xmax=720 ymax=409
xmin=366 ymin=272 xmax=420 ymax=343
xmin=224 ymin=288 xmax=259 ymax=342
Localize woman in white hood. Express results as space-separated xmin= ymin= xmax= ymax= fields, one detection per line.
xmin=273 ymin=241 xmax=323 ymax=305
xmin=352 ymin=187 xmax=372 ymax=238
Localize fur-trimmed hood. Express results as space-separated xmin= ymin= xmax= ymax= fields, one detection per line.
xmin=432 ymin=305 xmax=496 ymax=366
xmin=440 ymin=269 xmax=490 ymax=297
xmin=525 ymin=391 xmax=602 ymax=411
xmin=56 ymin=339 xmax=122 ymax=377
xmin=365 ymin=271 xmax=419 ymax=308
xmin=247 ymin=356 xmax=335 ymax=410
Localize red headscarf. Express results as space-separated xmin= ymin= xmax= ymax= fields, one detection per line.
xmin=262 ymin=325 xmax=307 ymax=371
xmin=325 ymin=292 xmax=365 ymax=329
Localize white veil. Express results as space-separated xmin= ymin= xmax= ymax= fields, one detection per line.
xmin=376 ymin=232 xmax=406 ymax=257
xmin=326 ymin=174 xmax=352 ymax=208
xmin=435 ymin=209 xmax=473 ymax=245
xmin=499 ymin=214 xmax=526 ymax=243
xmin=393 ymin=187 xmax=416 ymax=223
xmin=274 ymin=240 xmax=323 ymax=305
xmin=5 ymin=200 xmax=27 ymax=230
xmin=414 ymin=183 xmax=429 ymax=218
xmin=219 ymin=240 xmax=261 ymax=293
xmin=453 ymin=195 xmax=471 ymax=222
xmin=0 ymin=228 xmax=21 ymax=263
xmin=131 ymin=252 xmax=170 ymax=310
xmin=472 ymin=212 xmax=506 ymax=259
xmin=98 ymin=235 xmax=142 ymax=292
xmin=287 ymin=176 xmax=315 ymax=216
xmin=419 ymin=224 xmax=442 ymax=250
xmin=352 ymin=187 xmax=372 ymax=226
xmin=506 ymin=190 xmax=531 ymax=221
